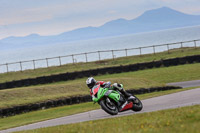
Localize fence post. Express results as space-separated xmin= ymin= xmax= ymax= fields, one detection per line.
xmin=46 ymin=58 xmax=49 ymax=67
xmin=139 ymin=47 xmax=142 ymax=56
xmin=194 ymin=40 xmax=197 ymax=48
xmin=85 ymin=53 xmax=88 ymax=63
xmin=59 ymin=56 xmax=62 ymax=66
xmin=72 ymin=55 xmax=74 ymax=63
xmin=6 ymin=63 xmax=9 ymax=73
xmin=98 ymin=51 xmax=101 ymax=61
xmin=180 ymin=42 xmax=184 ymax=52
xmin=125 ymin=49 xmax=128 ymax=57
xmin=112 ymin=50 xmax=114 ymax=60
xmin=20 ymin=62 xmax=22 ymax=71
xmin=153 ymin=46 xmax=155 ymax=54
xmin=167 ymin=44 xmax=169 ymax=54
xmin=33 ymin=60 xmax=36 ymax=70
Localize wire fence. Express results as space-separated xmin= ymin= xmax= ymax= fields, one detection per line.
xmin=0 ymin=39 xmax=200 ymax=73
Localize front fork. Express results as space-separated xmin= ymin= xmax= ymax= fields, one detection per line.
xmin=106 ymin=97 xmax=111 ymax=103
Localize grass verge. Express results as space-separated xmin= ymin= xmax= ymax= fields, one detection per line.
xmin=17 ymin=104 xmax=200 ymax=133
xmin=0 ymin=47 xmax=199 ymax=83
xmin=0 ymin=86 xmax=198 ymax=131
xmin=0 ymin=63 xmax=200 ymax=109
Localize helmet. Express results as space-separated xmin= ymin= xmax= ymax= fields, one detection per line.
xmin=86 ymin=77 xmax=96 ymax=89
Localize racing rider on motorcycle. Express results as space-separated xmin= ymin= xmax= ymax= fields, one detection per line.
xmin=86 ymin=77 xmax=135 ymax=101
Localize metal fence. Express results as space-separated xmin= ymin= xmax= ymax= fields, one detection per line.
xmin=0 ymin=39 xmax=200 ymax=73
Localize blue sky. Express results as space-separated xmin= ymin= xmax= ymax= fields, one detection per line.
xmin=0 ymin=0 xmax=200 ymax=39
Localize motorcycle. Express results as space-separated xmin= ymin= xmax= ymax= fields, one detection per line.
xmin=91 ymin=83 xmax=143 ymax=115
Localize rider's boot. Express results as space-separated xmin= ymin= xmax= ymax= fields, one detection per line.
xmin=121 ymin=88 xmax=135 ymax=101
xmin=113 ymin=83 xmax=135 ymax=100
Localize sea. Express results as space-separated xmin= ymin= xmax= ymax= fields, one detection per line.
xmin=0 ymin=25 xmax=200 ymax=73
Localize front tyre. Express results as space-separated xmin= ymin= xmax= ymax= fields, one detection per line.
xmin=132 ymin=96 xmax=143 ymax=112
xmin=99 ymin=99 xmax=118 ymax=115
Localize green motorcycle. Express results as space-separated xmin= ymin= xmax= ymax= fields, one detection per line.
xmin=92 ymin=84 xmax=143 ymax=115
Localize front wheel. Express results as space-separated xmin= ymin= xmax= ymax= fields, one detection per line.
xmin=132 ymin=96 xmax=143 ymax=112
xmin=99 ymin=99 xmax=118 ymax=115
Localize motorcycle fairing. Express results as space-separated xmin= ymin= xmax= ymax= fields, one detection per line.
xmin=119 ymin=102 xmax=133 ymax=112
xmin=107 ymin=90 xmax=120 ymax=102
xmin=92 ymin=85 xmax=100 ymax=96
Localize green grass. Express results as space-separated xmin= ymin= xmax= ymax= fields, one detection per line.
xmin=0 ymin=102 xmax=100 ymax=130
xmin=0 ymin=86 xmax=198 ymax=131
xmin=15 ymin=104 xmax=200 ymax=133
xmin=0 ymin=47 xmax=199 ymax=131
xmin=0 ymin=47 xmax=199 ymax=83
xmin=0 ymin=63 xmax=200 ymax=109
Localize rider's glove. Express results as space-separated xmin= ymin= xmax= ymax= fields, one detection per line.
xmin=103 ymin=81 xmax=111 ymax=88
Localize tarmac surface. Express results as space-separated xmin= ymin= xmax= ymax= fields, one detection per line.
xmin=1 ymin=86 xmax=200 ymax=133
xmin=167 ymin=80 xmax=200 ymax=88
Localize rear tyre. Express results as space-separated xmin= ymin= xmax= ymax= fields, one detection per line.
xmin=132 ymin=96 xmax=143 ymax=112
xmin=99 ymin=99 xmax=118 ymax=115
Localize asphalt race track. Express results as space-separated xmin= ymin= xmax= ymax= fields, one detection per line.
xmin=167 ymin=80 xmax=200 ymax=88
xmin=1 ymin=87 xmax=200 ymax=133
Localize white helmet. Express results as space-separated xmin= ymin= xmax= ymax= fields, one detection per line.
xmin=86 ymin=77 xmax=96 ymax=89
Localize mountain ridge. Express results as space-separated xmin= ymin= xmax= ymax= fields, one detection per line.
xmin=1 ymin=7 xmax=200 ymax=50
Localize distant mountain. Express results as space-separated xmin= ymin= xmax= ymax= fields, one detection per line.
xmin=1 ymin=7 xmax=200 ymax=50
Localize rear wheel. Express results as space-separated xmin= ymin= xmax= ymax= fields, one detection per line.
xmin=132 ymin=96 xmax=143 ymax=111
xmin=99 ymin=99 xmax=118 ymax=115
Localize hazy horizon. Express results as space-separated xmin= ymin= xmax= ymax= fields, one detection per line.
xmin=1 ymin=0 xmax=200 ymax=39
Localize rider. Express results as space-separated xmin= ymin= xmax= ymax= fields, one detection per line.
xmin=86 ymin=77 xmax=135 ymax=100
